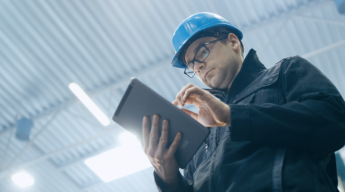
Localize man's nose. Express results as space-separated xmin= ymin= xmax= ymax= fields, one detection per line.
xmin=194 ymin=60 xmax=206 ymax=71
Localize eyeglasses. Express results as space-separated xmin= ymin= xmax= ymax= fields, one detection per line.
xmin=183 ymin=37 xmax=227 ymax=78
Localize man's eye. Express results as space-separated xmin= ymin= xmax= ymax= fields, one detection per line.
xmin=201 ymin=49 xmax=208 ymax=57
xmin=197 ymin=48 xmax=208 ymax=59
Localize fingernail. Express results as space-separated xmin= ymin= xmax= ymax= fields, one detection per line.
xmin=143 ymin=116 xmax=146 ymax=122
xmin=164 ymin=120 xmax=167 ymax=126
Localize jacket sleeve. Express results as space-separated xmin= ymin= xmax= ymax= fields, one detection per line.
xmin=229 ymin=56 xmax=345 ymax=154
xmin=153 ymin=170 xmax=193 ymax=192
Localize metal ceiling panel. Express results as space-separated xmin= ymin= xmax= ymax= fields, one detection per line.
xmin=1 ymin=0 xmax=345 ymax=191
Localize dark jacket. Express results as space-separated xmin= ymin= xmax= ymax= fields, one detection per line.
xmin=155 ymin=49 xmax=345 ymax=192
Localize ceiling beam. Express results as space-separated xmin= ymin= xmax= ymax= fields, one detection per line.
xmin=294 ymin=14 xmax=345 ymax=27
xmin=302 ymin=39 xmax=345 ymax=59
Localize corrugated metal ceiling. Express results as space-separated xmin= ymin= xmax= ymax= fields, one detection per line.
xmin=1 ymin=0 xmax=345 ymax=191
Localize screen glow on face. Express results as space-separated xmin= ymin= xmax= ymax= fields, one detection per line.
xmin=85 ymin=132 xmax=151 ymax=182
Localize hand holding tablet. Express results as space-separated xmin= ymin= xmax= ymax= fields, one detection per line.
xmin=112 ymin=78 xmax=209 ymax=169
xmin=141 ymin=115 xmax=182 ymax=186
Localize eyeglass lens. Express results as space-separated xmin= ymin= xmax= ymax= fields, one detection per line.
xmin=187 ymin=46 xmax=210 ymax=71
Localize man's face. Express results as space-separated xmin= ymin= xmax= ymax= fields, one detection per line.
xmin=184 ymin=33 xmax=243 ymax=91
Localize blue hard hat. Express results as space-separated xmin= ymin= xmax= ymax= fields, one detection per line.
xmin=171 ymin=12 xmax=243 ymax=68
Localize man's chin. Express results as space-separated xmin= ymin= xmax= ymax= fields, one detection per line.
xmin=203 ymin=77 xmax=225 ymax=89
xmin=208 ymin=80 xmax=222 ymax=89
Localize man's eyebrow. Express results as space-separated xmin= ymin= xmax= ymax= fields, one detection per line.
xmin=186 ymin=41 xmax=205 ymax=64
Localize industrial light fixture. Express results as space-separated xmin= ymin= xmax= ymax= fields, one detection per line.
xmin=85 ymin=132 xmax=151 ymax=182
xmin=69 ymin=83 xmax=110 ymax=126
xmin=11 ymin=172 xmax=34 ymax=188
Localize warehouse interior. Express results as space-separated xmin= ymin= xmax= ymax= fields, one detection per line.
xmin=1 ymin=0 xmax=345 ymax=191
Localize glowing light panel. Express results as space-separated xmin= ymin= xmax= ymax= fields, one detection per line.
xmin=85 ymin=132 xmax=151 ymax=182
xmin=11 ymin=172 xmax=34 ymax=188
xmin=119 ymin=132 xmax=140 ymax=146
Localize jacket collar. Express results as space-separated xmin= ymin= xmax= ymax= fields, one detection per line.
xmin=204 ymin=49 xmax=266 ymax=103
xmin=226 ymin=49 xmax=266 ymax=103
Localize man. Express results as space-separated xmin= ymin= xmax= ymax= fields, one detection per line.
xmin=141 ymin=12 xmax=345 ymax=191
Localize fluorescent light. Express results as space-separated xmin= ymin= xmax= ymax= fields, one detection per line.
xmin=11 ymin=172 xmax=34 ymax=188
xmin=69 ymin=83 xmax=110 ymax=126
xmin=85 ymin=135 xmax=151 ymax=182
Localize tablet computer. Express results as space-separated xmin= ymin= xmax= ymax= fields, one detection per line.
xmin=112 ymin=77 xmax=209 ymax=168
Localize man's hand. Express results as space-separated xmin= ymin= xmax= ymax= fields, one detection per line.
xmin=142 ymin=115 xmax=182 ymax=186
xmin=173 ymin=83 xmax=231 ymax=127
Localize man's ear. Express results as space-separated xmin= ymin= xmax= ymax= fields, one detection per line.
xmin=228 ymin=33 xmax=241 ymax=51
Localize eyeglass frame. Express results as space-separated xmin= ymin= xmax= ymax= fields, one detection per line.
xmin=183 ymin=36 xmax=228 ymax=78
